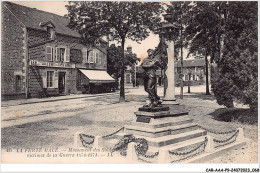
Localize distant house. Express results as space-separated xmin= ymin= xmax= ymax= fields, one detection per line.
xmin=175 ymin=59 xmax=209 ymax=86
xmin=135 ymin=59 xmax=209 ymax=86
xmin=1 ymin=2 xmax=115 ymax=100
xmin=124 ymin=46 xmax=138 ymax=86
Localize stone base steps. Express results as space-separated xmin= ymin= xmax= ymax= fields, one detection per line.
xmin=134 ymin=110 xmax=189 ymax=118
xmin=145 ymin=136 xmax=206 ymax=154
xmin=103 ymin=134 xmax=207 ymax=156
xmin=113 ymin=129 xmax=207 ymax=147
xmin=125 ymin=123 xmax=199 ymax=138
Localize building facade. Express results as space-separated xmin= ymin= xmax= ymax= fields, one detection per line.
xmin=2 ymin=2 xmax=114 ymax=100
xmin=135 ymin=59 xmax=209 ymax=87
xmin=175 ymin=59 xmax=209 ymax=86
xmin=124 ymin=46 xmax=137 ymax=86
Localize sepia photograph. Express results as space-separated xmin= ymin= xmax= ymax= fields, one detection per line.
xmin=1 ymin=0 xmax=259 ymax=172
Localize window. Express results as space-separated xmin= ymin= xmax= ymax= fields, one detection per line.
xmin=126 ymin=74 xmax=131 ymax=84
xmin=47 ymin=27 xmax=55 ymax=39
xmin=87 ymin=50 xmax=103 ymax=64
xmin=56 ymin=47 xmax=65 ymax=62
xmin=56 ymin=47 xmax=70 ymax=62
xmin=88 ymin=51 xmax=94 ymax=63
xmin=60 ymin=48 xmax=65 ymax=62
xmin=15 ymin=75 xmax=21 ymax=92
xmin=47 ymin=71 xmax=54 ymax=88
xmin=185 ymin=75 xmax=189 ymax=81
xmin=46 ymin=46 xmax=53 ymax=61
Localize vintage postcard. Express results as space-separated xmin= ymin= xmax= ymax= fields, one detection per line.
xmin=1 ymin=1 xmax=258 ymax=172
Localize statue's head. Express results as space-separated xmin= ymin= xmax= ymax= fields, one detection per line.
xmin=147 ymin=49 xmax=153 ymax=56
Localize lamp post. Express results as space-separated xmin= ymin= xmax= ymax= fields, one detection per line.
xmin=160 ymin=13 xmax=179 ymax=105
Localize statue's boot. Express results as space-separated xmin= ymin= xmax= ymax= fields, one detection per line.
xmin=154 ymin=100 xmax=162 ymax=107
xmin=150 ymin=99 xmax=156 ymax=108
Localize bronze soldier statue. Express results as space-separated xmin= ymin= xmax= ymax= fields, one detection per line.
xmin=141 ymin=39 xmax=167 ymax=108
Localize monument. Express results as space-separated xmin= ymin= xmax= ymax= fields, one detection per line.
xmin=120 ymin=28 xmax=209 ymax=162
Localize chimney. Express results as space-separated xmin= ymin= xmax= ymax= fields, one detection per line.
xmin=127 ymin=45 xmax=132 ymax=53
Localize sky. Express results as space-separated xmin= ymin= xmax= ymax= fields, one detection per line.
xmin=12 ymin=1 xmax=160 ymax=60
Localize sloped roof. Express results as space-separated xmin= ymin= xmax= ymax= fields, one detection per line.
xmin=175 ymin=59 xmax=205 ymax=68
xmin=136 ymin=59 xmax=205 ymax=73
xmin=3 ymin=2 xmax=80 ymax=38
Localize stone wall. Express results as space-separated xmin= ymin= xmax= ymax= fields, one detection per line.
xmin=28 ymin=66 xmax=47 ymax=98
xmin=28 ymin=66 xmax=77 ymax=98
xmin=1 ymin=4 xmax=26 ymax=100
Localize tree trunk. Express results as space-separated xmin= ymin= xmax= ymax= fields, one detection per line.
xmin=188 ymin=73 xmax=191 ymax=93
xmin=119 ymin=38 xmax=125 ymax=102
xmin=205 ymin=52 xmax=210 ymax=95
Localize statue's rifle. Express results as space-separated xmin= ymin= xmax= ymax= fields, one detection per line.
xmin=150 ymin=39 xmax=168 ymax=69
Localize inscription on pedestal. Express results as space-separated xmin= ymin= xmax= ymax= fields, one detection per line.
xmin=136 ymin=116 xmax=151 ymax=123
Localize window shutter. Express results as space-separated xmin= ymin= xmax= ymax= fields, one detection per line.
xmin=42 ymin=70 xmax=47 ymax=88
xmin=82 ymin=49 xmax=87 ymax=63
xmin=46 ymin=46 xmax=52 ymax=61
xmin=95 ymin=52 xmax=98 ymax=63
xmin=56 ymin=48 xmax=60 ymax=61
xmin=89 ymin=51 xmax=93 ymax=63
xmin=65 ymin=48 xmax=70 ymax=62
xmin=95 ymin=54 xmax=98 ymax=64
xmin=52 ymin=47 xmax=55 ymax=61
xmin=54 ymin=71 xmax=58 ymax=88
xmin=99 ymin=52 xmax=102 ymax=64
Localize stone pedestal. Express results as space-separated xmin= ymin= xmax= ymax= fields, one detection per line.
xmin=138 ymin=106 xmax=169 ymax=112
xmin=122 ymin=105 xmax=207 ymax=150
xmin=162 ymin=100 xmax=179 ymax=105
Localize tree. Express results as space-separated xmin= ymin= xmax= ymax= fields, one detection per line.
xmin=66 ymin=2 xmax=163 ymax=102
xmin=107 ymin=44 xmax=139 ymax=80
xmin=107 ymin=44 xmax=123 ymax=80
xmin=212 ymin=1 xmax=258 ymax=110
xmin=185 ymin=1 xmax=223 ymax=95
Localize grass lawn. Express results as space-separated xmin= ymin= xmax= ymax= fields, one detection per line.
xmin=176 ymin=94 xmax=258 ymax=163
